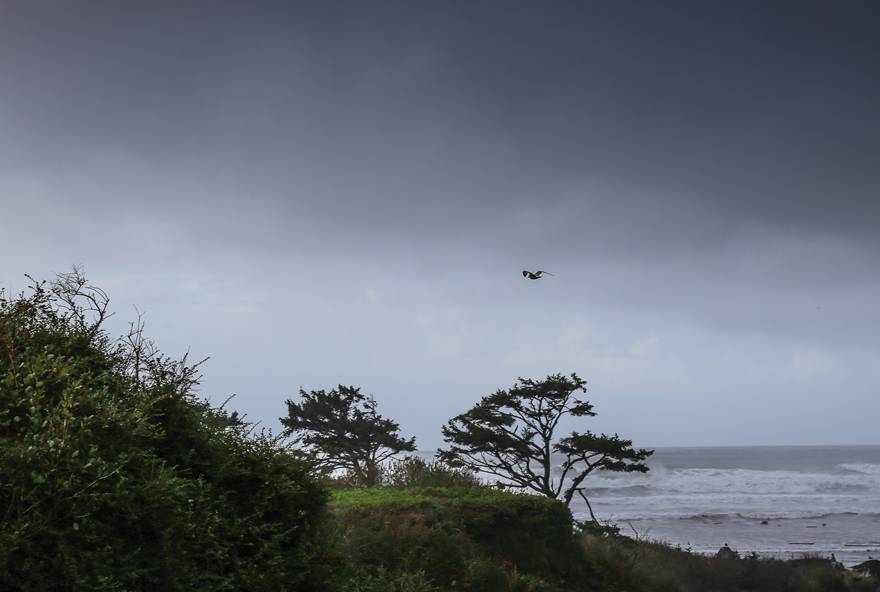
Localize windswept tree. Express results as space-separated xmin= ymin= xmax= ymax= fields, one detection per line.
xmin=281 ymin=386 xmax=416 ymax=486
xmin=438 ymin=373 xmax=652 ymax=521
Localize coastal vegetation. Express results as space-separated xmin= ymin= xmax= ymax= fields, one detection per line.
xmin=281 ymin=385 xmax=416 ymax=487
xmin=0 ymin=273 xmax=328 ymax=591
xmin=328 ymin=488 xmax=877 ymax=592
xmin=438 ymin=373 xmax=653 ymax=517
xmin=1 ymin=272 xmax=876 ymax=591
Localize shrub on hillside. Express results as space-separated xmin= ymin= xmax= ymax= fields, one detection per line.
xmin=383 ymin=455 xmax=481 ymax=488
xmin=331 ymin=487 xmax=594 ymax=591
xmin=327 ymin=455 xmax=481 ymax=489
xmin=0 ymin=273 xmax=329 ymax=591
xmin=582 ymin=534 xmax=878 ymax=592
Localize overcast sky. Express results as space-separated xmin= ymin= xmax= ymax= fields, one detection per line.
xmin=2 ymin=1 xmax=878 ymax=447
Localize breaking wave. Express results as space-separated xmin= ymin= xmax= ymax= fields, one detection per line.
xmin=577 ymin=465 xmax=880 ymax=498
xmin=568 ymin=460 xmax=880 ymax=521
xmin=838 ymin=463 xmax=880 ymax=475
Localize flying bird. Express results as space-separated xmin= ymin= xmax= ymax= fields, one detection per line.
xmin=522 ymin=270 xmax=554 ymax=280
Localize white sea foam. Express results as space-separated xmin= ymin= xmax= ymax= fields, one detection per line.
xmin=582 ymin=466 xmax=880 ymax=497
xmin=567 ymin=452 xmax=880 ymax=521
xmin=839 ymin=463 xmax=880 ymax=475
xmin=564 ymin=447 xmax=880 ymax=565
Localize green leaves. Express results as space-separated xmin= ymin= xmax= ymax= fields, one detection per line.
xmin=281 ymin=385 xmax=416 ymax=487
xmin=0 ymin=273 xmax=329 ymax=591
xmin=439 ymin=373 xmax=652 ymax=513
xmin=331 ymin=487 xmax=585 ymax=591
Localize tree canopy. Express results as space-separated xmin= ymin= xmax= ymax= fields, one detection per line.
xmin=281 ymin=385 xmax=416 ymax=487
xmin=438 ymin=373 xmax=652 ymax=519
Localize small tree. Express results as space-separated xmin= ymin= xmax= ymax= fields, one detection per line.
xmin=281 ymin=385 xmax=416 ymax=486
xmin=438 ymin=373 xmax=652 ymax=521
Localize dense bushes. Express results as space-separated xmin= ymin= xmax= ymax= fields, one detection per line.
xmin=331 ymin=487 xmax=594 ymax=591
xmin=0 ymin=276 xmax=328 ymax=591
xmin=329 ymin=455 xmax=481 ymax=489
xmin=382 ymin=456 xmax=481 ymax=488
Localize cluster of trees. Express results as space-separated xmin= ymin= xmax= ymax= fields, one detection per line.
xmin=281 ymin=374 xmax=653 ymax=516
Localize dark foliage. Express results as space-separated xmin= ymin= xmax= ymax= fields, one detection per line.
xmin=332 ymin=487 xmax=593 ymax=592
xmin=383 ymin=455 xmax=482 ymax=488
xmin=0 ymin=272 xmax=328 ymax=591
xmin=328 ymin=455 xmax=481 ymax=490
xmin=583 ymin=534 xmax=877 ymax=592
xmin=853 ymin=560 xmax=880 ymax=579
xmin=331 ymin=486 xmax=877 ymax=592
xmin=438 ymin=373 xmax=652 ymax=518
xmin=281 ymin=386 xmax=416 ymax=487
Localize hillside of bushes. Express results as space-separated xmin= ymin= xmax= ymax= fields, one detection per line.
xmin=329 ymin=486 xmax=593 ymax=591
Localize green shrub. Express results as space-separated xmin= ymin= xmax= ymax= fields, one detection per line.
xmin=344 ymin=567 xmax=439 ymax=592
xmin=581 ymin=533 xmax=878 ymax=592
xmin=464 ymin=557 xmax=511 ymax=592
xmin=0 ymin=275 xmax=329 ymax=591
xmin=331 ymin=487 xmax=593 ymax=591
xmin=328 ymin=455 xmax=481 ymax=489
xmin=383 ymin=455 xmax=482 ymax=488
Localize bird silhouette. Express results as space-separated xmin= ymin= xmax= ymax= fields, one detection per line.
xmin=522 ymin=270 xmax=554 ymax=280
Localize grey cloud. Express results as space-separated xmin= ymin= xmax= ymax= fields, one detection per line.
xmin=1 ymin=1 xmax=878 ymax=445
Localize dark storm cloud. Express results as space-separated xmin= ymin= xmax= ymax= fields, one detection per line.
xmin=3 ymin=1 xmax=878 ymax=246
xmin=1 ymin=1 xmax=878 ymax=444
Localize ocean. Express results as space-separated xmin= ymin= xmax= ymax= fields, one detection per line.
xmin=572 ymin=445 xmax=880 ymax=566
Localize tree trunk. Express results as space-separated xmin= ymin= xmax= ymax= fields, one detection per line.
xmin=578 ymin=490 xmax=600 ymax=524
